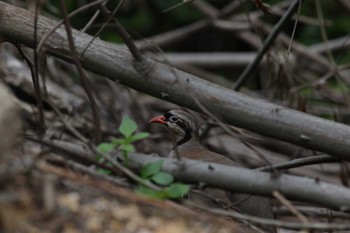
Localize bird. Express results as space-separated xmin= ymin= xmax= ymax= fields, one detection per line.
xmin=149 ymin=109 xmax=276 ymax=233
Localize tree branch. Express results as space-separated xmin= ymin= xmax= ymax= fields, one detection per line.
xmin=2 ymin=2 xmax=350 ymax=161
xmin=122 ymin=152 xmax=350 ymax=212
xmin=34 ymin=138 xmax=350 ymax=212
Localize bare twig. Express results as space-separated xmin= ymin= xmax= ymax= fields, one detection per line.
xmin=315 ymin=0 xmax=335 ymax=65
xmin=136 ymin=0 xmax=245 ymax=51
xmin=285 ymin=0 xmax=301 ymax=62
xmin=310 ymin=35 xmax=350 ymax=54
xmin=233 ymin=0 xmax=301 ymax=91
xmin=220 ymin=0 xmax=245 ymax=17
xmin=256 ymin=154 xmax=339 ymax=172
xmin=336 ymin=0 xmax=350 ymax=12
xmin=37 ymin=0 xmax=107 ymax=52
xmin=59 ymin=0 xmax=102 ymax=143
xmin=191 ymin=0 xmax=219 ymax=18
xmin=33 ymin=1 xmax=46 ymax=134
xmin=81 ymin=0 xmax=124 ymax=57
xmin=163 ymin=0 xmax=195 ymax=13
xmin=187 ymin=201 xmax=350 ymax=231
xmin=13 ymin=43 xmax=45 ymax=133
xmin=213 ymin=20 xmax=250 ymax=31
xmin=275 ymin=206 xmax=350 ymax=219
xmin=148 ymin=52 xmax=258 ymax=67
xmin=81 ymin=7 xmax=101 ymax=33
xmin=49 ymin=157 xmax=130 ymax=187
xmin=137 ymin=19 xmax=210 ymax=51
xmin=273 ymin=190 xmax=309 ymax=224
xmin=192 ymin=95 xmax=272 ymax=166
xmin=97 ymin=2 xmax=143 ymax=62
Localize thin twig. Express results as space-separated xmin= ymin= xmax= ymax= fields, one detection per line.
xmin=97 ymin=2 xmax=143 ymax=62
xmin=192 ymin=95 xmax=273 ymax=167
xmin=275 ymin=206 xmax=350 ymax=219
xmin=190 ymin=189 xmax=237 ymax=210
xmin=37 ymin=0 xmax=107 ymax=52
xmin=59 ymin=0 xmax=102 ymax=143
xmin=13 ymin=43 xmax=46 ymax=133
xmin=136 ymin=0 xmax=245 ymax=51
xmin=163 ymin=0 xmax=195 ymax=13
xmin=285 ymin=0 xmax=301 ymax=62
xmin=50 ymin=157 xmax=130 ymax=188
xmin=233 ymin=0 xmax=301 ymax=91
xmin=81 ymin=7 xmax=101 ymax=33
xmin=310 ymin=35 xmax=350 ymax=54
xmin=315 ymin=0 xmax=335 ymax=66
xmin=186 ymin=201 xmax=350 ymax=231
xmin=192 ymin=0 xmax=219 ymax=18
xmin=273 ymin=190 xmax=309 ymax=224
xmin=256 ymin=154 xmax=338 ymax=172
xmin=81 ymin=0 xmax=124 ymax=57
xmin=33 ymin=1 xmax=46 ymax=134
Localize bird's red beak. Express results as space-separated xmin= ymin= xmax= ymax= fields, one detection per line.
xmin=148 ymin=115 xmax=166 ymax=124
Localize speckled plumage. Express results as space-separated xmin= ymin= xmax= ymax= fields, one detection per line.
xmin=150 ymin=110 xmax=276 ymax=233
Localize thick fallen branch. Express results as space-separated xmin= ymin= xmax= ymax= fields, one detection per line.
xmin=2 ymin=2 xmax=350 ymax=161
xmin=122 ymin=152 xmax=350 ymax=213
xmin=34 ymin=138 xmax=350 ymax=212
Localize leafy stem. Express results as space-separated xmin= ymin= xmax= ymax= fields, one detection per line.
xmin=96 ymin=116 xmax=189 ymax=199
xmin=97 ymin=115 xmax=149 ymax=168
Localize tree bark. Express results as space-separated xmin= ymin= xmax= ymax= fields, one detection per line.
xmin=123 ymin=152 xmax=350 ymax=212
xmin=35 ymin=138 xmax=350 ymax=212
xmin=1 ymin=2 xmax=350 ymax=160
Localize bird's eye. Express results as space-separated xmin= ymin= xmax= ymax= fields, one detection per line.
xmin=169 ymin=116 xmax=179 ymax=123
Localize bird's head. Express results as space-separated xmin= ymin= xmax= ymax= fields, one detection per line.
xmin=149 ymin=110 xmax=199 ymax=147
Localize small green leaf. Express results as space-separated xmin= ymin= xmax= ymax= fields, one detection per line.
xmin=118 ymin=116 xmax=137 ymax=138
xmin=111 ymin=138 xmax=126 ymax=146
xmin=141 ymin=160 xmax=163 ymax=178
xmin=151 ymin=172 xmax=174 ymax=186
xmin=129 ymin=132 xmax=150 ymax=142
xmin=135 ymin=186 xmax=166 ymax=199
xmin=97 ymin=143 xmax=115 ymax=154
xmin=120 ymin=144 xmax=135 ymax=152
xmin=164 ymin=183 xmax=190 ymax=199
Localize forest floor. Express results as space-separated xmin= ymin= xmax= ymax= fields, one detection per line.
xmin=0 ymin=41 xmax=349 ymax=233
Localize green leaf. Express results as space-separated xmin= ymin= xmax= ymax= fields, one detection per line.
xmin=135 ymin=186 xmax=166 ymax=199
xmin=118 ymin=116 xmax=137 ymax=138
xmin=97 ymin=143 xmax=115 ymax=154
xmin=111 ymin=138 xmax=126 ymax=146
xmin=151 ymin=172 xmax=174 ymax=186
xmin=120 ymin=144 xmax=135 ymax=152
xmin=129 ymin=132 xmax=150 ymax=142
xmin=164 ymin=183 xmax=190 ymax=199
xmin=141 ymin=160 xmax=163 ymax=178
